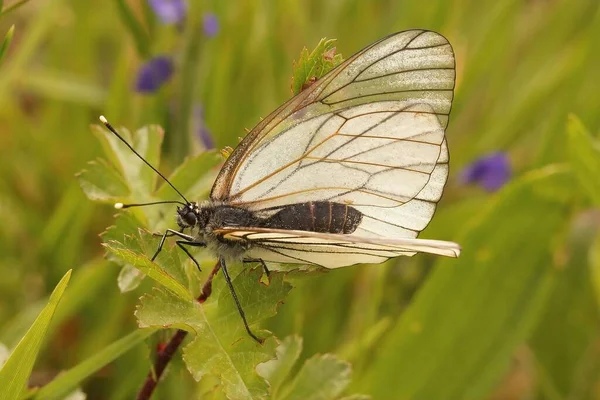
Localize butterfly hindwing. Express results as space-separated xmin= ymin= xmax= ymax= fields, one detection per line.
xmin=216 ymin=227 xmax=460 ymax=268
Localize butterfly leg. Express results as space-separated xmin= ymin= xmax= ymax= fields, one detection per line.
xmin=243 ymin=258 xmax=270 ymax=278
xmin=176 ymin=241 xmax=206 ymax=271
xmin=152 ymin=231 xmax=176 ymax=238
xmin=152 ymin=226 xmax=187 ymax=238
xmin=151 ymin=229 xmax=197 ymax=263
xmin=220 ymin=256 xmax=264 ymax=344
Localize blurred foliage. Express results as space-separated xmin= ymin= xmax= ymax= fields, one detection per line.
xmin=0 ymin=0 xmax=600 ymax=399
xmin=0 ymin=24 xmax=14 ymax=63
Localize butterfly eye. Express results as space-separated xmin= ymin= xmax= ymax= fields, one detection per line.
xmin=183 ymin=211 xmax=197 ymax=226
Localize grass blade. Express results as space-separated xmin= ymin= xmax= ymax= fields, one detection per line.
xmin=0 ymin=270 xmax=72 ymax=400
xmin=31 ymin=329 xmax=156 ymax=399
xmin=0 ymin=25 xmax=14 ymax=64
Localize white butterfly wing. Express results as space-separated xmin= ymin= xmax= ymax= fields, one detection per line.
xmin=210 ymin=30 xmax=457 ymax=266
xmin=217 ymin=228 xmax=460 ymax=268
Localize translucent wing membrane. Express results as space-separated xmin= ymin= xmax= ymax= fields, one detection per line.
xmin=216 ymin=228 xmax=460 ymax=268
xmin=211 ymin=29 xmax=456 ymax=251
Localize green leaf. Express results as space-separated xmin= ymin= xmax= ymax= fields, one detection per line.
xmin=77 ymin=158 xmax=130 ymax=202
xmin=136 ymin=267 xmax=292 ymax=399
xmin=257 ymin=335 xmax=368 ymax=400
xmin=279 ymin=354 xmax=352 ymax=400
xmin=102 ymin=213 xmax=149 ymax=293
xmin=92 ymin=125 xmax=163 ymax=201
xmin=185 ymin=334 xmax=277 ymax=400
xmin=359 ymin=165 xmax=573 ymax=400
xmin=101 ymin=212 xmax=146 ymax=248
xmin=82 ymin=123 xmax=174 ymax=233
xmin=0 ymin=25 xmax=14 ymax=64
xmin=90 ymin=123 xmax=163 ymax=201
xmin=31 ymin=329 xmax=155 ymax=400
xmin=81 ymin=124 xmax=218 ymax=221
xmin=112 ymin=0 xmax=150 ymax=58
xmin=566 ymin=114 xmax=600 ymax=205
xmin=0 ymin=270 xmax=71 ymax=400
xmin=101 ymin=212 xmax=214 ymax=295
xmin=291 ymin=38 xmax=343 ymax=95
xmin=257 ymin=335 xmax=303 ymax=397
xmin=103 ymin=230 xmax=194 ymax=302
xmin=117 ymin=263 xmax=145 ymax=292
xmin=154 ymin=150 xmax=222 ymax=201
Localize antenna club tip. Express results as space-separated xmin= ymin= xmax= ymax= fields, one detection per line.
xmin=99 ymin=115 xmax=108 ymax=124
xmin=114 ymin=202 xmax=124 ymax=209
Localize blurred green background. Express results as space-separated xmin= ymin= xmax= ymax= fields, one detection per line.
xmin=1 ymin=0 xmax=600 ymax=399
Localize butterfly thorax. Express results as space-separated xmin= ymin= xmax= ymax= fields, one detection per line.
xmin=175 ymin=201 xmax=257 ymax=259
xmin=176 ymin=201 xmax=258 ymax=233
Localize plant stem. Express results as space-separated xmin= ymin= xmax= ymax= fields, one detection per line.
xmin=136 ymin=261 xmax=222 ymax=400
xmin=136 ymin=330 xmax=187 ymax=400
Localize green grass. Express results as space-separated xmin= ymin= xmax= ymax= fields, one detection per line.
xmin=1 ymin=0 xmax=600 ymax=399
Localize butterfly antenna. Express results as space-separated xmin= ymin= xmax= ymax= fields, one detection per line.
xmin=114 ymin=200 xmax=187 ymax=209
xmin=99 ymin=115 xmax=190 ymax=204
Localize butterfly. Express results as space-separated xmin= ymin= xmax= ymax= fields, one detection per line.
xmin=100 ymin=29 xmax=460 ymax=343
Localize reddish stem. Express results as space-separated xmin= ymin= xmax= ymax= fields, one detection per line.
xmin=136 ymin=261 xmax=221 ymax=400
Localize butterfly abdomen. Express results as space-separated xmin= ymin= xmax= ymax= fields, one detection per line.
xmin=261 ymin=201 xmax=362 ymax=234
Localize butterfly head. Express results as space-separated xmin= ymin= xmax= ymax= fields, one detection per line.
xmin=176 ymin=202 xmax=202 ymax=229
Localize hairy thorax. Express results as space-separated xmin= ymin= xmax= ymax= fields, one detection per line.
xmin=190 ymin=201 xmax=256 ymax=261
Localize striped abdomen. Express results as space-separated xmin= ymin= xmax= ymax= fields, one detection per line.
xmin=260 ymin=201 xmax=362 ymax=234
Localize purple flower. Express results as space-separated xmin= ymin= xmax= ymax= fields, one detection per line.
xmin=148 ymin=0 xmax=187 ymax=25
xmin=135 ymin=56 xmax=174 ymax=93
xmin=194 ymin=105 xmax=214 ymax=150
xmin=203 ymin=13 xmax=219 ymax=37
xmin=461 ymin=152 xmax=511 ymax=192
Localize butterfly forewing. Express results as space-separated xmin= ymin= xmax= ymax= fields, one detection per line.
xmin=211 ymin=30 xmax=454 ymax=198
xmin=210 ymin=30 xmax=457 ymax=266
